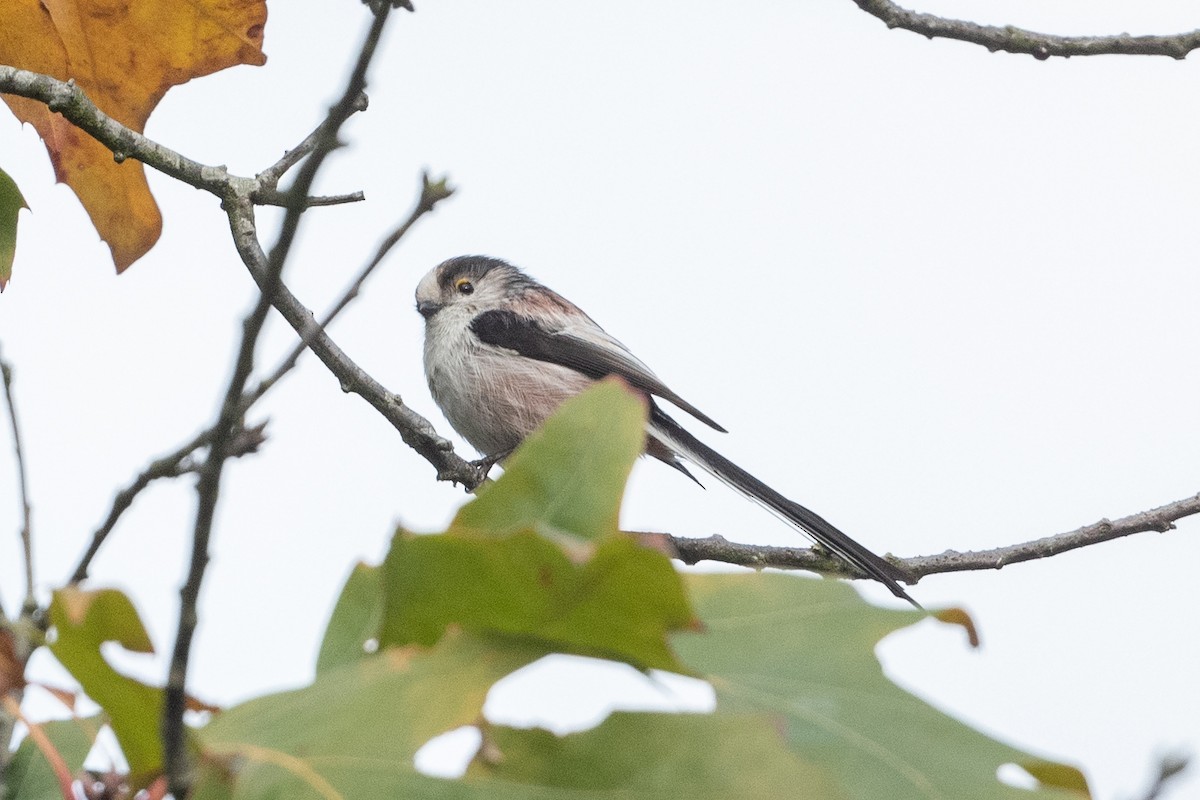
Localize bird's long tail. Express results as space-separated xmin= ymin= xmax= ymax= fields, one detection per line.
xmin=648 ymin=404 xmax=921 ymax=609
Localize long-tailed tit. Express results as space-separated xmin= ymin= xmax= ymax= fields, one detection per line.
xmin=415 ymin=255 xmax=917 ymax=606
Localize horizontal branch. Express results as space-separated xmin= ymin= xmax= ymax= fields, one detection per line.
xmin=657 ymin=491 xmax=1200 ymax=582
xmin=0 ymin=67 xmax=253 ymax=199
xmin=851 ymin=0 xmax=1200 ymax=60
xmin=0 ymin=66 xmax=356 ymax=205
xmin=255 ymin=189 xmax=366 ymax=208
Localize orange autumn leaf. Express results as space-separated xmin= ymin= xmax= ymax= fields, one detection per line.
xmin=0 ymin=0 xmax=266 ymax=271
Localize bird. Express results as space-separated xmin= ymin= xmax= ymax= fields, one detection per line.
xmin=415 ymin=255 xmax=919 ymax=608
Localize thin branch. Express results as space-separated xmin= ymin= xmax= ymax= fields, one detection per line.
xmin=0 ymin=345 xmax=35 ymax=617
xmin=0 ymin=67 xmax=253 ymax=202
xmin=69 ymin=173 xmax=447 ymax=586
xmin=161 ymin=5 xmax=396 ymax=796
xmin=255 ymin=91 xmax=369 ymax=189
xmin=0 ymin=67 xmax=368 ymax=209
xmin=660 ymin=491 xmax=1200 ymax=583
xmin=245 ymin=171 xmax=454 ymax=404
xmin=255 ymin=190 xmax=366 ymax=208
xmin=161 ymin=330 xmax=281 ymax=797
xmin=73 ymin=430 xmax=207 ymax=589
xmin=71 ymin=170 xmax=443 ymax=582
xmin=226 ymin=187 xmax=482 ymax=486
xmin=67 ymin=422 xmax=266 ymax=586
xmin=850 ymin=0 xmax=1200 ymax=60
xmin=161 ymin=216 xmax=269 ymax=800
xmin=0 ymin=66 xmax=484 ymax=491
xmin=901 ymin=493 xmax=1200 ymax=579
xmin=239 ymin=241 xmax=483 ymax=487
xmin=1134 ymin=752 xmax=1190 ymax=800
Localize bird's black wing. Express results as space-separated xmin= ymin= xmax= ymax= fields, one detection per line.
xmin=471 ymin=308 xmax=726 ymax=432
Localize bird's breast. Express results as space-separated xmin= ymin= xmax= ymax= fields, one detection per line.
xmin=423 ymin=315 xmax=592 ymax=456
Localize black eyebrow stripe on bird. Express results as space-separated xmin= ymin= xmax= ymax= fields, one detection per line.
xmin=437 ymin=255 xmax=510 ymax=291
xmin=471 ymin=308 xmax=726 ymax=433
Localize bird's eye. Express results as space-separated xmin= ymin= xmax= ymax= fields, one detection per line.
xmin=456 ymin=279 xmax=474 ymax=295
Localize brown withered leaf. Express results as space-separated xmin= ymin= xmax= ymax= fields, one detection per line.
xmin=0 ymin=626 xmax=26 ymax=695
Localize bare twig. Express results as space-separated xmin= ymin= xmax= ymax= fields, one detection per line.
xmin=255 ymin=189 xmax=366 ymax=208
xmin=245 ymin=171 xmax=454 ymax=404
xmin=850 ymin=0 xmax=1200 ymax=60
xmin=660 ymin=492 xmax=1200 ymax=583
xmin=255 ymin=91 xmax=369 ymax=188
xmin=67 ymin=422 xmax=266 ymax=586
xmin=900 ymin=494 xmax=1200 ymax=579
xmin=161 ymin=5 xmax=398 ymax=796
xmin=67 ymin=173 xmax=447 ymax=589
xmin=72 ymin=430 xmax=207 ymax=589
xmin=0 ymin=67 xmax=255 ymax=203
xmin=0 ymin=66 xmax=483 ymax=491
xmin=1134 ymin=752 xmax=1190 ymax=800
xmin=239 ymin=243 xmax=483 ymax=486
xmin=226 ymin=192 xmax=482 ymax=485
xmin=161 ymin=223 xmax=269 ymax=800
xmin=70 ymin=170 xmax=446 ymax=586
xmin=0 ymin=345 xmax=35 ymax=617
xmin=0 ymin=67 xmax=366 ymax=210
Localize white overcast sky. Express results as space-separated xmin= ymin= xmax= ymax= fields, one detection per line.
xmin=2 ymin=1 xmax=1199 ymax=797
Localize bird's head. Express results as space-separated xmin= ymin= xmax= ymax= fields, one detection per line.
xmin=415 ymin=255 xmax=529 ymax=320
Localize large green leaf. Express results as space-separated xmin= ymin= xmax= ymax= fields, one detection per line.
xmin=196 ymin=632 xmax=550 ymax=800
xmin=197 ymin=635 xmax=845 ymax=800
xmin=673 ymin=573 xmax=1090 ymax=800
xmin=47 ymin=588 xmax=163 ymax=785
xmin=3 ymin=716 xmax=101 ymax=800
xmin=315 ymin=563 xmax=381 ymax=675
xmin=379 ymin=529 xmax=694 ymax=672
xmin=472 ymin=711 xmax=849 ymax=799
xmin=450 ymin=378 xmax=647 ymax=542
xmin=0 ymin=167 xmax=27 ymax=290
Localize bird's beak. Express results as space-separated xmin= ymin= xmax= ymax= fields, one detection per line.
xmin=416 ymin=300 xmax=442 ymax=319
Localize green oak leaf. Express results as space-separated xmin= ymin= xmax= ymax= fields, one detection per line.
xmin=48 ymin=588 xmax=163 ymax=785
xmin=379 ymin=529 xmax=694 ymax=672
xmin=195 ymin=632 xmax=549 ymax=800
xmin=315 ymin=562 xmax=381 ymax=674
xmin=673 ymin=573 xmax=1090 ymax=799
xmin=472 ymin=711 xmax=849 ymax=799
